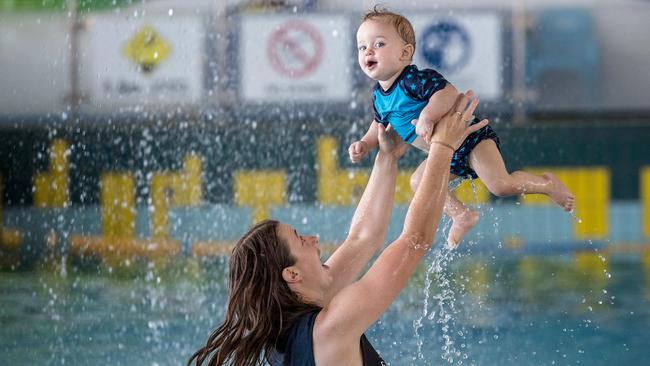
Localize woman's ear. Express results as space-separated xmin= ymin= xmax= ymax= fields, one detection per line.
xmin=282 ymin=267 xmax=301 ymax=284
xmin=401 ymin=43 xmax=415 ymax=61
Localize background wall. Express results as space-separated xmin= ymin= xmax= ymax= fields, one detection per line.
xmin=1 ymin=0 xmax=650 ymax=117
xmin=1 ymin=0 xmax=649 ymax=265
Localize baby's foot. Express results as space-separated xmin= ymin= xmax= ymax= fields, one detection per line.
xmin=543 ymin=172 xmax=575 ymax=212
xmin=447 ymin=209 xmax=479 ymax=249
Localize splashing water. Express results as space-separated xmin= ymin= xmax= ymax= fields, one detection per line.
xmin=413 ymin=216 xmax=466 ymax=364
xmin=412 ymin=178 xmax=487 ymax=364
xmin=570 ymin=210 xmax=583 ymax=224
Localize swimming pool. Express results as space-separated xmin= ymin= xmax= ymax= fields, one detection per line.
xmin=1 ymin=251 xmax=648 ymax=365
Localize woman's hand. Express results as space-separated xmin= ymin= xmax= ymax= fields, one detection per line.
xmin=430 ymin=90 xmax=488 ymax=150
xmin=377 ymin=122 xmax=409 ymax=159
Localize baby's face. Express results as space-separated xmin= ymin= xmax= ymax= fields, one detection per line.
xmin=356 ymin=19 xmax=411 ymax=83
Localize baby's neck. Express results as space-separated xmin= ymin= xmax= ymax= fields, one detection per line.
xmin=378 ymin=65 xmax=408 ymax=91
xmin=378 ymin=79 xmax=395 ymax=91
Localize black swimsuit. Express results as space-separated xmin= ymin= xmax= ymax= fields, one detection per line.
xmin=270 ymin=311 xmax=386 ymax=365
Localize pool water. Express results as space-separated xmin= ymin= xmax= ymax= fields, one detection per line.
xmin=1 ymin=252 xmax=649 ymax=365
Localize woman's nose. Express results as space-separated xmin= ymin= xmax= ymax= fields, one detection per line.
xmin=308 ymin=235 xmax=319 ymax=246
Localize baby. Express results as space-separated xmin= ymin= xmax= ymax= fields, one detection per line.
xmin=349 ymin=7 xmax=574 ymax=247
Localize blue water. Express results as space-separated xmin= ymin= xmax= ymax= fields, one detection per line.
xmin=1 ymin=253 xmax=648 ymax=365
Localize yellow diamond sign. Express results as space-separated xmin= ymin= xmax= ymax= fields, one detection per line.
xmin=123 ymin=25 xmax=171 ymax=73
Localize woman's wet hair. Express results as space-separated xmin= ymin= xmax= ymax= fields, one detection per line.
xmin=189 ymin=219 xmax=320 ymax=366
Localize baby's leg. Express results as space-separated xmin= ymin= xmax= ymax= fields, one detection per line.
xmin=444 ymin=190 xmax=479 ymax=249
xmin=469 ymin=140 xmax=574 ymax=211
xmin=411 ymin=160 xmax=478 ymax=248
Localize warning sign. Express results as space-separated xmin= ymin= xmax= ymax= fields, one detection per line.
xmin=267 ymin=21 xmax=323 ymax=79
xmin=241 ymin=15 xmax=351 ymax=103
xmin=87 ymin=15 xmax=203 ymax=107
xmin=123 ymin=25 xmax=171 ymax=74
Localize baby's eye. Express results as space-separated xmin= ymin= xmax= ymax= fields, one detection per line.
xmin=375 ymin=41 xmax=385 ymax=48
xmin=358 ymin=45 xmax=366 ymax=51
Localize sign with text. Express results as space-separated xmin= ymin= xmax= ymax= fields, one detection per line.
xmin=410 ymin=12 xmax=503 ymax=100
xmin=241 ymin=14 xmax=351 ymax=103
xmin=86 ymin=15 xmax=203 ymax=107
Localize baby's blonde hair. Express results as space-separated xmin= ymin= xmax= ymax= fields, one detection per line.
xmin=361 ymin=6 xmax=416 ymax=58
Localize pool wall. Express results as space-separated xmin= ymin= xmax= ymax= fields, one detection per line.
xmin=1 ymin=122 xmax=649 ymax=264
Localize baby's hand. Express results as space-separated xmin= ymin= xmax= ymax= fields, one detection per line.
xmin=412 ymin=114 xmax=438 ymax=145
xmin=348 ymin=140 xmax=369 ymax=163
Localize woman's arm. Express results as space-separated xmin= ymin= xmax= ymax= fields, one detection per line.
xmin=325 ymin=123 xmax=408 ymax=296
xmin=322 ymin=92 xmax=488 ymax=336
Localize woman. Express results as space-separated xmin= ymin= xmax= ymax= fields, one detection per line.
xmin=189 ymin=92 xmax=487 ymax=365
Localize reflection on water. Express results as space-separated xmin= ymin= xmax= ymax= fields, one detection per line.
xmin=1 ymin=255 xmax=649 ymax=366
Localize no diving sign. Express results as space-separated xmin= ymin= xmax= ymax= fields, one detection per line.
xmin=267 ymin=21 xmax=324 ymax=79
xmin=242 ymin=15 xmax=351 ymax=102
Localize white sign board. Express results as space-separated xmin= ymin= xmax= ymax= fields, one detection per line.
xmin=0 ymin=16 xmax=69 ymax=115
xmin=410 ymin=12 xmax=503 ymax=100
xmin=86 ymin=15 xmax=203 ymax=106
xmin=241 ymin=14 xmax=351 ymax=102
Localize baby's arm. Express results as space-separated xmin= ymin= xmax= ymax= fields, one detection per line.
xmin=414 ymin=83 xmax=460 ymax=144
xmin=349 ymin=121 xmax=380 ymax=163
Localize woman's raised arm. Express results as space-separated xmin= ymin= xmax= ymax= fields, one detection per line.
xmin=322 ymin=91 xmax=488 ymax=336
xmin=324 ymin=123 xmax=409 ymax=295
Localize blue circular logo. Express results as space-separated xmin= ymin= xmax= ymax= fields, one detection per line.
xmin=419 ymin=21 xmax=471 ymax=74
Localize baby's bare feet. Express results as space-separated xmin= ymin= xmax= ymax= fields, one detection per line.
xmin=447 ymin=209 xmax=479 ymax=249
xmin=543 ymin=172 xmax=575 ymax=212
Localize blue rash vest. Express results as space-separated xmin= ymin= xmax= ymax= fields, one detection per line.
xmin=372 ymin=64 xmax=501 ymax=179
xmin=372 ymin=64 xmax=448 ymax=144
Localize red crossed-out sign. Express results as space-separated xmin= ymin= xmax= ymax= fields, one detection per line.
xmin=267 ymin=20 xmax=324 ymax=79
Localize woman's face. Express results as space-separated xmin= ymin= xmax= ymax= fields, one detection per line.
xmin=277 ymin=223 xmax=327 ymax=285
xmin=278 ymin=223 xmax=321 ymax=266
